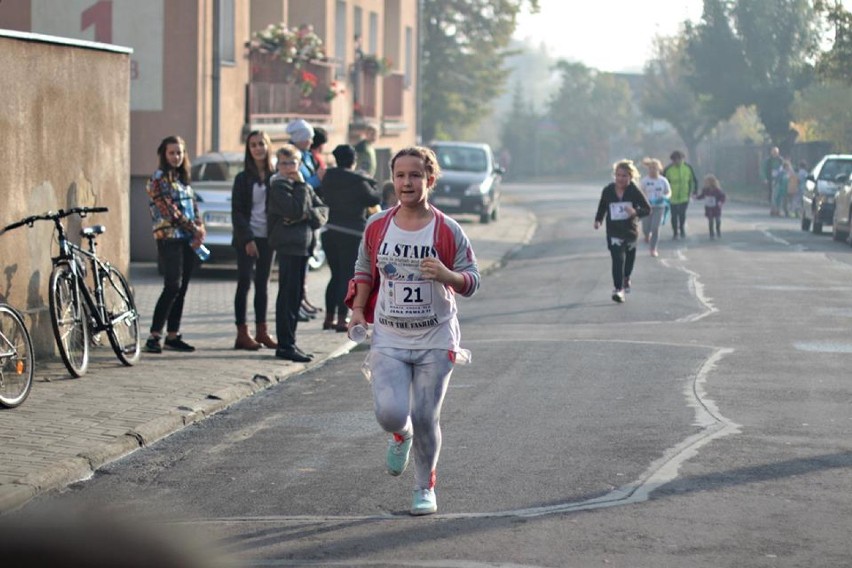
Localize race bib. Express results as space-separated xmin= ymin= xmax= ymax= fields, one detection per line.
xmin=389 ymin=280 xmax=434 ymax=319
xmin=609 ymin=202 xmax=630 ymax=221
xmin=704 ymin=196 xmax=717 ymax=207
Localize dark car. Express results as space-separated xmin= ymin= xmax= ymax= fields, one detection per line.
xmin=802 ymin=154 xmax=852 ymax=234
xmin=428 ymin=142 xmax=504 ymax=224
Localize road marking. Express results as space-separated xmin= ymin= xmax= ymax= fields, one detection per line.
xmin=183 ymin=346 xmax=739 ymax=524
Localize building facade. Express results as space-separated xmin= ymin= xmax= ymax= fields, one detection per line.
xmin=0 ymin=0 xmax=418 ymax=260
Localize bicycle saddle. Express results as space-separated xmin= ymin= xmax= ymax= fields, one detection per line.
xmin=81 ymin=225 xmax=106 ymax=237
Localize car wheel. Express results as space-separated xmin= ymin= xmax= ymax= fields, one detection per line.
xmin=479 ymin=210 xmax=491 ymax=224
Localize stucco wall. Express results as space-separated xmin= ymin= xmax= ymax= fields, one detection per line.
xmin=0 ymin=31 xmax=130 ymax=354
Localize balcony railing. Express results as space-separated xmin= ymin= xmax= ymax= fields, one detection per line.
xmin=247 ymin=53 xmax=337 ymax=122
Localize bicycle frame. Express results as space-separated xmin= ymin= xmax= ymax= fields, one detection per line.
xmin=52 ymin=220 xmax=136 ymax=335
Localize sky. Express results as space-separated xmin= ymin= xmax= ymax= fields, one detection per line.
xmin=513 ymin=0 xmax=703 ymax=72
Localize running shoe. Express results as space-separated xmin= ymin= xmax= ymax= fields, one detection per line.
xmin=410 ymin=488 xmax=437 ymax=516
xmin=611 ymin=289 xmax=625 ymax=303
xmin=386 ymin=433 xmax=412 ymax=476
xmin=650 ymin=249 xmax=659 ymax=257
xmin=623 ymin=278 xmax=631 ymax=293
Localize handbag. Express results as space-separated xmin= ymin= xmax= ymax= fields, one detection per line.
xmin=307 ymin=205 xmax=329 ymax=230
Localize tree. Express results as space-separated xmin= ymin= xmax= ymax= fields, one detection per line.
xmin=642 ymin=35 xmax=726 ymax=165
xmin=498 ymin=82 xmax=542 ymax=179
xmin=685 ymin=0 xmax=821 ymax=150
xmin=421 ymin=0 xmax=538 ymax=142
xmin=815 ymin=0 xmax=852 ymax=83
xmin=545 ymin=62 xmax=632 ymax=174
xmin=793 ymin=81 xmax=852 ymax=151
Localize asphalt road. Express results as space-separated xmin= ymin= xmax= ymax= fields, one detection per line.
xmin=14 ymin=182 xmax=852 ymax=567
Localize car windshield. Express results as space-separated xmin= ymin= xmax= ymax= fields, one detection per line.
xmin=434 ymin=147 xmax=489 ymax=173
xmin=817 ymin=159 xmax=852 ymax=181
xmin=191 ymin=160 xmax=243 ymax=182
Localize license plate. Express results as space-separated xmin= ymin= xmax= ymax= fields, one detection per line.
xmin=432 ymin=196 xmax=461 ymax=207
xmin=204 ymin=212 xmax=231 ymax=226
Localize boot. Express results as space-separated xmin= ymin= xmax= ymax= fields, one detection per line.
xmin=234 ymin=324 xmax=261 ymax=351
xmin=254 ymin=322 xmax=278 ymax=349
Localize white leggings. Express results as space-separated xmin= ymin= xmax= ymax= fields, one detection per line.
xmin=369 ymin=347 xmax=454 ymax=490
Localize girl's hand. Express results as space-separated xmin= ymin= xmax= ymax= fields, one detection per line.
xmin=624 ymin=205 xmax=636 ymax=217
xmin=348 ymin=308 xmax=368 ymax=329
xmin=420 ymin=257 xmax=452 ymax=283
xmin=245 ymin=241 xmax=259 ymax=258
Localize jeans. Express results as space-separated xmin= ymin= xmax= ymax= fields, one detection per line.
xmin=234 ymin=238 xmax=274 ymax=325
xmin=151 ymin=239 xmax=196 ymax=334
xmin=275 ymin=254 xmax=308 ymax=349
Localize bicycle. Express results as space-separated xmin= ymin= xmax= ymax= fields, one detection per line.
xmin=0 ymin=302 xmax=34 ymax=408
xmin=3 ymin=207 xmax=141 ymax=377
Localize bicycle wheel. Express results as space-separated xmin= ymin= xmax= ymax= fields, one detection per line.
xmin=49 ymin=262 xmax=89 ymax=377
xmin=103 ymin=266 xmax=140 ymax=366
xmin=0 ymin=305 xmax=34 ymax=408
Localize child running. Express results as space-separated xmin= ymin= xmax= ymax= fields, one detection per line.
xmin=347 ymin=146 xmax=480 ymax=516
xmin=694 ymin=174 xmax=727 ymax=239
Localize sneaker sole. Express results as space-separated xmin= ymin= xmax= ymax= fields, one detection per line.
xmin=410 ymin=505 xmax=437 ymax=516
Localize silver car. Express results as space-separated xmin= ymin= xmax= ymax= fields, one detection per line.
xmin=190 ymin=152 xmax=326 ymax=269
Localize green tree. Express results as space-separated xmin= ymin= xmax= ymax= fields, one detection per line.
xmin=421 ymin=0 xmax=538 ymax=142
xmin=793 ymin=81 xmax=852 ymax=151
xmin=498 ymin=82 xmax=541 ymax=179
xmin=815 ymin=0 xmax=852 ymax=82
xmin=685 ymin=0 xmax=821 ymax=150
xmin=642 ymin=35 xmax=726 ymax=165
xmin=545 ymin=62 xmax=632 ymax=174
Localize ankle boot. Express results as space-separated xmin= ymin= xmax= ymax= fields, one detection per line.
xmin=254 ymin=322 xmax=278 ymax=349
xmin=322 ymin=315 xmax=335 ymax=331
xmin=234 ymin=324 xmax=261 ymax=350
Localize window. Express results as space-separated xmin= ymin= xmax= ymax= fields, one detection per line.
xmin=335 ymin=1 xmax=347 ymax=79
xmin=219 ymin=0 xmax=235 ymax=64
xmin=369 ymin=12 xmax=378 ymax=54
xmin=354 ymin=6 xmax=363 ymax=44
xmin=404 ymin=26 xmax=413 ymax=88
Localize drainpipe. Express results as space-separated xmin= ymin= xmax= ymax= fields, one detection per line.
xmin=211 ymin=0 xmax=221 ymax=151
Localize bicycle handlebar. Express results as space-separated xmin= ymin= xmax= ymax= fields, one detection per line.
xmin=2 ymin=206 xmax=109 ymax=234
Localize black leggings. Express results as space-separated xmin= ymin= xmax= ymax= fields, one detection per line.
xmin=322 ymin=229 xmax=361 ymax=319
xmin=608 ymin=239 xmax=636 ymax=290
xmin=151 ymin=239 xmax=196 ymax=334
xmin=234 ymin=238 xmax=274 ymax=325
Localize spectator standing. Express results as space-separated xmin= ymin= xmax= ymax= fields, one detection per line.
xmin=267 ymin=144 xmax=326 ymax=362
xmin=317 ymin=144 xmax=382 ymax=331
xmin=354 ymin=123 xmax=378 ymax=177
xmin=230 ymin=130 xmax=277 ymax=350
xmin=594 ymin=160 xmax=651 ymax=303
xmin=310 ymin=127 xmax=328 ymax=173
xmin=663 ymin=150 xmax=698 ymax=239
xmin=763 ymin=146 xmax=783 ymax=205
xmin=639 ymin=157 xmax=672 ymax=257
xmin=144 ymin=135 xmax=206 ymax=353
xmin=792 ymin=160 xmax=809 ymax=218
xmin=694 ymin=174 xmax=727 ymax=239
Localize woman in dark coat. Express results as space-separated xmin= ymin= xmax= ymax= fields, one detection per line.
xmin=317 ymin=145 xmax=382 ymax=331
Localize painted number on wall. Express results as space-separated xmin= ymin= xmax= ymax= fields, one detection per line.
xmin=81 ymin=0 xmax=111 ymax=43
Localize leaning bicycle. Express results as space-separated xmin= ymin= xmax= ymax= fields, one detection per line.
xmin=3 ymin=207 xmax=141 ymax=377
xmin=0 ymin=303 xmax=34 ymax=408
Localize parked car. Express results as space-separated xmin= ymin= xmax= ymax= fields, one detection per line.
xmin=428 ymin=142 xmax=504 ymax=224
xmin=831 ymin=172 xmax=852 ymax=242
xmin=190 ymin=152 xmax=326 ymax=269
xmin=802 ymin=154 xmax=852 ymax=234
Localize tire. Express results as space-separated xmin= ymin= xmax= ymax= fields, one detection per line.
xmin=833 ymin=223 xmax=848 ymax=242
xmin=0 ymin=305 xmax=34 ymax=408
xmin=103 ymin=267 xmax=141 ymax=366
xmin=48 ymin=262 xmax=89 ymax=377
xmin=479 ymin=209 xmax=491 ymax=224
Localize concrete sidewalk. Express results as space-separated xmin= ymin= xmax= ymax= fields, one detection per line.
xmin=0 ymin=205 xmax=536 ymax=512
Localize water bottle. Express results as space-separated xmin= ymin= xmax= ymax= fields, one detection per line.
xmin=194 ymin=244 xmax=211 ymax=262
xmin=348 ymin=324 xmax=368 ymax=344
